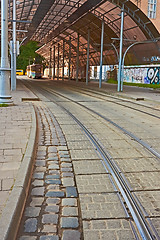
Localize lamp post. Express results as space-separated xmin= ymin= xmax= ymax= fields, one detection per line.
xmin=86 ymin=28 xmax=90 ymax=85
xmin=99 ymin=21 xmax=104 ymax=88
xmin=0 ymin=0 xmax=12 ymax=104
xmin=117 ymin=6 xmax=124 ymax=92
xmin=11 ymin=0 xmax=17 ymax=91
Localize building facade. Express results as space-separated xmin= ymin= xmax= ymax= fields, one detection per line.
xmin=132 ymin=0 xmax=160 ymax=32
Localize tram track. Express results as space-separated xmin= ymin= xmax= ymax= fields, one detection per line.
xmin=66 ymin=85 xmax=160 ymax=117
xmin=43 ymin=81 xmax=160 ymax=119
xmin=39 ymin=85 xmax=160 ymax=161
xmin=21 ymin=80 xmax=160 ymax=239
xmin=29 ymin=83 xmax=160 ymax=240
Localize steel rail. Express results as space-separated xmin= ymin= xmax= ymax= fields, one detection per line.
xmin=41 ymin=86 xmax=160 ymax=161
xmin=34 ymin=85 xmax=158 ymax=240
xmin=64 ymin=85 xmax=160 ymax=119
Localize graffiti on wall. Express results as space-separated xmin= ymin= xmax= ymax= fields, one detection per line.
xmin=123 ymin=66 xmax=160 ymax=84
xmin=147 ymin=68 xmax=159 ymax=84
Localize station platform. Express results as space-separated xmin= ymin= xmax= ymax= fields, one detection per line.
xmin=0 ymin=78 xmax=159 ymax=240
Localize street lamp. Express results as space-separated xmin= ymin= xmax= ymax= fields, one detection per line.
xmin=0 ymin=0 xmax=13 ymax=104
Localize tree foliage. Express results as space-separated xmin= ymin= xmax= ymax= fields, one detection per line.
xmin=17 ymin=41 xmax=45 ymax=73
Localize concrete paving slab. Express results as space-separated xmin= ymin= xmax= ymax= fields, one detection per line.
xmin=76 ymin=174 xmax=114 ymax=193
xmin=73 ymin=160 xmax=106 ymax=175
xmin=80 ymin=193 xmax=126 ymax=219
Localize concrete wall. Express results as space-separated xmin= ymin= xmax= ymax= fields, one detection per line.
xmin=123 ymin=65 xmax=160 ymax=84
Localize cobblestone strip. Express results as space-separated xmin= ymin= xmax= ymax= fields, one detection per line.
xmin=17 ymin=103 xmax=83 ymax=240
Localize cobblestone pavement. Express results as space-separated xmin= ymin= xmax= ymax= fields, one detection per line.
xmin=17 ymin=103 xmax=82 ymax=240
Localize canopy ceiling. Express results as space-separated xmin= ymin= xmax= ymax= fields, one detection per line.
xmin=2 ymin=0 xmax=160 ymax=66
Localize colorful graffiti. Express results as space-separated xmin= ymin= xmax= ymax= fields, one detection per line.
xmin=123 ymin=65 xmax=160 ymax=84
xmin=147 ymin=68 xmax=159 ymax=84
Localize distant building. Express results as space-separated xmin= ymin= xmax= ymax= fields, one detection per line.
xmin=132 ymin=0 xmax=160 ymax=32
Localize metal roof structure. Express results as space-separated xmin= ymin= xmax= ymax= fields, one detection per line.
xmin=2 ymin=0 xmax=160 ymax=66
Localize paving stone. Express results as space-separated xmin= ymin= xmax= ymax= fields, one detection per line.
xmin=83 ymin=230 xmax=103 ymax=240
xmin=134 ymin=191 xmax=160 ymax=217
xmin=47 ymin=161 xmax=59 ymax=165
xmin=32 ymin=179 xmax=44 ymax=187
xmin=46 ymin=175 xmax=60 ymax=179
xmin=41 ymin=225 xmax=57 ymax=233
xmin=60 ymin=158 xmax=71 ymax=162
xmin=61 ymin=217 xmax=79 ymax=228
xmin=62 ymin=178 xmax=75 ymax=187
xmin=57 ymin=146 xmax=68 ymax=151
xmin=62 ymin=198 xmax=77 ymax=207
xmin=59 ymin=151 xmax=69 ymax=155
xmin=61 ymin=168 xmax=72 ymax=172
xmin=24 ymin=218 xmax=37 ymax=233
xmin=70 ymin=149 xmax=99 ymax=160
xmin=60 ymin=155 xmax=70 ymax=158
xmin=46 ymin=191 xmax=65 ymax=198
xmin=62 ymin=172 xmax=74 ymax=177
xmin=66 ymin=187 xmax=77 ymax=197
xmin=19 ymin=236 xmax=37 ymax=240
xmin=35 ymin=167 xmax=46 ymax=172
xmin=47 ymin=185 xmax=60 ymax=190
xmin=61 ymin=163 xmax=72 ymax=168
xmin=45 ymin=179 xmax=61 ymax=185
xmin=46 ymin=198 xmax=60 ymax=205
xmin=47 ymin=157 xmax=59 ymax=161
xmin=150 ymin=218 xmax=160 ymax=237
xmin=42 ymin=214 xmax=58 ymax=224
xmin=35 ymin=160 xmax=46 ymax=167
xmin=73 ymin=160 xmax=106 ymax=175
xmin=48 ymin=153 xmax=57 ymax=157
xmin=31 ymin=187 xmax=45 ymax=196
xmin=48 ymin=164 xmax=60 ymax=170
xmin=39 ymin=236 xmax=59 ymax=240
xmin=62 ymin=207 xmax=78 ymax=216
xmin=30 ymin=197 xmax=44 ymax=207
xmin=62 ymin=230 xmax=81 ymax=240
xmin=45 ymin=205 xmax=59 ymax=213
xmin=125 ymin=172 xmax=160 ymax=191
xmin=33 ymin=172 xmax=44 ymax=179
xmin=2 ymin=178 xmax=14 ymax=190
xmin=80 ymin=193 xmax=126 ymax=219
xmin=37 ymin=151 xmax=46 ymax=156
xmin=49 ymin=170 xmax=60 ymax=175
xmin=25 ymin=207 xmax=41 ymax=217
xmin=48 ymin=146 xmax=57 ymax=153
xmin=76 ymin=174 xmax=113 ymax=193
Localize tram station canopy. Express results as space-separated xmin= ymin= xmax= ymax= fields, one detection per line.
xmin=2 ymin=0 xmax=160 ymax=66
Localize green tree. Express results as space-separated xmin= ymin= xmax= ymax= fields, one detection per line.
xmin=17 ymin=41 xmax=45 ymax=73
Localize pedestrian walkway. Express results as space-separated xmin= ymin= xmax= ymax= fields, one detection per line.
xmin=0 ymin=80 xmax=38 ymax=240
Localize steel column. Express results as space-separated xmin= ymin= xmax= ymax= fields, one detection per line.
xmin=86 ymin=28 xmax=90 ymax=85
xmin=62 ymin=40 xmax=65 ymax=81
xmin=117 ymin=6 xmax=124 ymax=92
xmin=57 ymin=43 xmax=60 ymax=81
xmin=76 ymin=33 xmax=80 ymax=83
xmin=99 ymin=21 xmax=104 ymax=88
xmin=68 ymin=37 xmax=71 ymax=81
xmin=11 ymin=0 xmax=16 ymax=91
xmin=49 ymin=48 xmax=52 ymax=79
xmin=0 ymin=0 xmax=12 ymax=104
xmin=53 ymin=46 xmax=55 ymax=79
